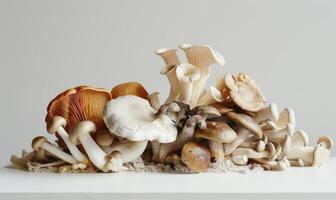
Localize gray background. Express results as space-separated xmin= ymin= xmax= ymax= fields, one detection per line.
xmin=0 ymin=0 xmax=335 ymax=165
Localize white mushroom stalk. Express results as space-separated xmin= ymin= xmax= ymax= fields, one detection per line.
xmin=104 ymin=140 xmax=148 ymax=163
xmin=176 ymin=63 xmax=201 ymax=104
xmin=254 ymin=103 xmax=279 ymax=123
xmin=69 ymin=121 xmax=120 ymax=172
xmin=179 ymin=44 xmax=225 ymax=107
xmin=47 ymin=116 xmax=88 ymax=164
xmin=198 ymin=86 xmax=224 ymax=106
xmin=32 ymin=136 xmax=78 ymax=164
xmin=156 ymin=48 xmax=180 ymax=103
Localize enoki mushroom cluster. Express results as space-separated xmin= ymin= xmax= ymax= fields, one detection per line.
xmin=11 ymin=44 xmax=333 ymax=173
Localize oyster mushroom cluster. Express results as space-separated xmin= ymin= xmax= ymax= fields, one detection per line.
xmin=10 ymin=44 xmax=333 ymax=173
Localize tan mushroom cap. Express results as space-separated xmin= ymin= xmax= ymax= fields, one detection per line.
xmin=318 ymin=136 xmax=333 ymax=150
xmin=95 ymin=129 xmax=115 ymax=147
xmin=224 ymin=73 xmax=266 ymax=112
xmin=182 ymin=141 xmax=211 ymax=173
xmin=226 ymin=112 xmax=263 ymax=139
xmin=32 ymin=136 xmax=48 ymax=151
xmin=46 ymin=86 xmax=112 ymax=148
xmin=111 ymin=82 xmax=148 ymax=99
xmin=195 ymin=122 xmax=237 ymax=143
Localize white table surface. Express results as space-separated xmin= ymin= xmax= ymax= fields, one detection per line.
xmin=1 ymin=158 xmax=336 ymax=199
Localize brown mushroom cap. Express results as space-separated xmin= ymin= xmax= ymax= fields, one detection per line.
xmin=111 ymin=82 xmax=148 ymax=99
xmin=32 ymin=136 xmax=47 ymax=151
xmin=224 ymin=73 xmax=266 ymax=112
xmin=95 ymin=129 xmax=115 ymax=147
xmin=195 ymin=122 xmax=237 ymax=143
xmin=181 ymin=141 xmax=211 ymax=173
xmin=226 ymin=112 xmax=263 ymax=139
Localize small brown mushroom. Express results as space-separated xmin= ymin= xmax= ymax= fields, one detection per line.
xmin=111 ymin=82 xmax=149 ymax=99
xmin=181 ymin=141 xmax=211 ymax=173
xmin=195 ymin=121 xmax=237 ymax=162
xmin=95 ymin=129 xmax=115 ymax=148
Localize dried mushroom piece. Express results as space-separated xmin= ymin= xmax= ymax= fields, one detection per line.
xmin=46 ymin=86 xmax=112 ymax=148
xmin=224 ymin=73 xmax=266 ymax=112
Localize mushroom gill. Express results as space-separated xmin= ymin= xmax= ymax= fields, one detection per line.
xmin=46 ymin=86 xmax=112 ymax=148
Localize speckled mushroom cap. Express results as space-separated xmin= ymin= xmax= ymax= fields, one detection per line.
xmin=195 ymin=121 xmax=237 ymax=143
xmin=224 ymin=73 xmax=266 ymax=112
xmin=46 ymin=86 xmax=112 ymax=147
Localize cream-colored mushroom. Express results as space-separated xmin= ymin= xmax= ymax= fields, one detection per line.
xmin=286 ymin=136 xmax=332 ymax=167
xmin=156 ymin=48 xmax=180 ymax=103
xmin=232 ymin=143 xmax=277 ymax=161
xmin=179 ymin=44 xmax=225 ymax=107
xmin=254 ymin=103 xmax=279 ymax=123
xmin=176 ymin=63 xmax=201 ymax=104
xmin=198 ymin=87 xmax=224 ymax=106
xmin=147 ymin=92 xmax=161 ymax=110
xmin=276 ymin=108 xmax=296 ymax=129
xmin=103 ymin=95 xmax=178 ymax=165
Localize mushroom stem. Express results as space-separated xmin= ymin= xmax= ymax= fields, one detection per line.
xmin=239 ymin=140 xmax=266 ymax=152
xmin=208 ymin=140 xmax=224 ymax=162
xmin=254 ymin=103 xmax=279 ymax=123
xmin=32 ymin=137 xmax=77 ymax=164
xmin=47 ymin=116 xmax=88 ymax=164
xmin=104 ymin=140 xmax=148 ymax=163
xmin=232 ymin=147 xmax=270 ymax=159
xmin=160 ymin=65 xmax=180 ymax=103
xmin=155 ymin=115 xmax=206 ymax=162
xmin=147 ymin=92 xmax=161 ymax=110
xmin=179 ymin=44 xmax=225 ymax=108
xmin=223 ymin=128 xmax=250 ymax=155
xmin=198 ymin=87 xmax=224 ymax=106
xmin=176 ymin=63 xmax=201 ymax=104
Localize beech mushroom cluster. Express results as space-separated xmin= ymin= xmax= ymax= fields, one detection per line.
xmin=10 ymin=44 xmax=333 ymax=174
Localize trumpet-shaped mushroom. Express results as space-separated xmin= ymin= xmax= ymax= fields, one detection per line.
xmin=155 ymin=48 xmax=180 ymax=66
xmin=181 ymin=140 xmax=211 ymax=173
xmin=254 ymin=103 xmax=279 ymax=123
xmin=103 ymin=95 xmax=178 ymax=165
xmin=160 ymin=65 xmax=180 ymax=103
xmin=265 ymin=123 xmax=295 ymax=142
xmin=69 ymin=121 xmax=121 ymax=172
xmin=154 ymin=114 xmax=206 ymax=162
xmin=276 ymin=108 xmax=296 ymax=129
xmin=179 ymin=44 xmax=225 ymax=107
xmin=224 ymin=73 xmax=266 ymax=112
xmin=47 ymin=116 xmax=88 ymax=164
xmin=46 ymin=86 xmax=112 ymax=149
xmin=198 ymin=87 xmax=224 ymax=106
xmin=32 ymin=136 xmax=77 ymax=164
xmin=176 ymin=63 xmax=201 ymax=104
xmin=147 ymin=92 xmax=161 ymax=110
xmin=111 ymin=82 xmax=149 ymax=99
xmin=195 ymin=121 xmax=237 ymax=162
xmin=286 ymin=144 xmax=331 ymax=167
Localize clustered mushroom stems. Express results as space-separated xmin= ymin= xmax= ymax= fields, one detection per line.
xmin=11 ymin=43 xmax=334 ymax=173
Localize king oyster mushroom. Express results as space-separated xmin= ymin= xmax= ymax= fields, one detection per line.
xmin=179 ymin=44 xmax=225 ymax=108
xmin=103 ymin=95 xmax=178 ymax=167
xmin=46 ymin=86 xmax=112 ymax=149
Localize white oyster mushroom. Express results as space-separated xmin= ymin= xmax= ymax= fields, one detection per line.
xmin=176 ymin=63 xmax=201 ymax=104
xmin=103 ymin=95 xmax=178 ymax=163
xmin=179 ymin=44 xmax=225 ymax=107
xmin=198 ymin=86 xmax=224 ymax=106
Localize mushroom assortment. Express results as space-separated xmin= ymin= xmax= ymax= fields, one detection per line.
xmin=10 ymin=44 xmax=333 ymax=174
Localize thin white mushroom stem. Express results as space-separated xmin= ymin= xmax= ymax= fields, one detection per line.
xmin=47 ymin=116 xmax=88 ymax=164
xmin=155 ymin=48 xmax=180 ymax=66
xmin=32 ymin=136 xmax=78 ymax=164
xmin=223 ymin=128 xmax=250 ymax=155
xmin=176 ymin=63 xmax=201 ymax=104
xmin=179 ymin=44 xmax=225 ymax=108
xmin=160 ymin=65 xmax=180 ymax=103
xmin=198 ymin=87 xmax=224 ymax=106
xmin=103 ymin=140 xmax=148 ymax=163
xmin=208 ymin=140 xmax=224 ymax=162
xmin=155 ymin=115 xmax=206 ymax=162
xmin=70 ymin=121 xmax=120 ymax=172
xmin=147 ymin=92 xmax=161 ymax=110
